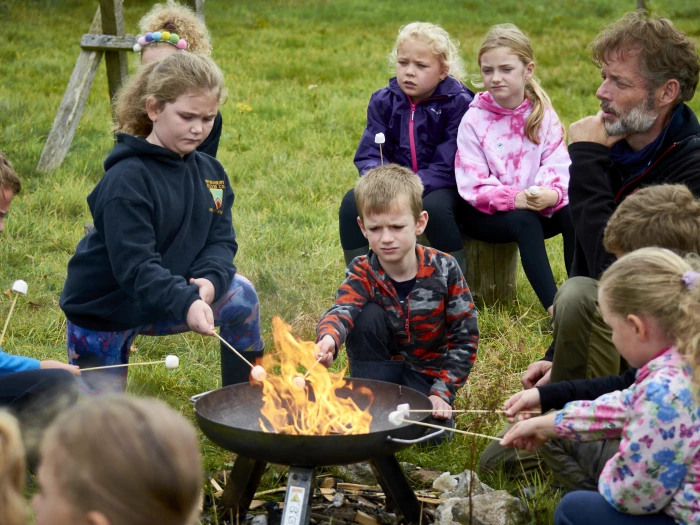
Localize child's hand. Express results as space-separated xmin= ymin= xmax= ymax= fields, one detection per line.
xmin=190 ymin=278 xmax=216 ymax=305
xmin=315 ymin=335 xmax=336 ymax=367
xmin=429 ymin=395 xmax=452 ymax=420
xmin=503 ymin=389 xmax=542 ymax=423
xmin=514 ymin=191 xmax=529 ymax=210
xmin=525 ymin=188 xmax=558 ymax=211
xmin=500 ymin=412 xmax=558 ymax=451
xmin=40 ymin=360 xmax=81 ymax=377
xmin=186 ymin=299 xmax=215 ymax=335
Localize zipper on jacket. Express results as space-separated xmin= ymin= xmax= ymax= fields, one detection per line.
xmin=409 ymin=104 xmax=418 ymax=172
xmin=615 ymin=142 xmax=678 ymax=200
xmin=404 ymin=297 xmax=411 ymax=343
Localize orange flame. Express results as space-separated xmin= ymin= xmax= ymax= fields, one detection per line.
xmin=256 ymin=317 xmax=373 ymax=435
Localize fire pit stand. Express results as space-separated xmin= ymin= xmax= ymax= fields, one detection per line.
xmin=191 ymin=379 xmax=443 ymax=525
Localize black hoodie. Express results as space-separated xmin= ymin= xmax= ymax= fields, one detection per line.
xmin=60 ymin=133 xmax=237 ymax=331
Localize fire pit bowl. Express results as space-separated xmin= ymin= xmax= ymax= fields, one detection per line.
xmin=191 ymin=378 xmax=436 ymax=467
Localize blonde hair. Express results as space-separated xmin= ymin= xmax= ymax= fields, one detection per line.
xmin=114 ymin=52 xmax=224 ymax=137
xmin=389 ymin=22 xmax=466 ymax=82
xmin=40 ymin=395 xmax=202 ymax=525
xmin=355 ymin=164 xmax=424 ymax=221
xmin=0 ymin=412 xmax=26 ymax=525
xmin=138 ymin=0 xmax=211 ymax=55
xmin=590 ymin=11 xmax=699 ymax=105
xmin=604 ymin=185 xmax=700 ymax=256
xmin=475 ymin=24 xmax=553 ymax=144
xmin=0 ymin=151 xmax=21 ymax=195
xmin=599 ymin=248 xmax=700 ymax=386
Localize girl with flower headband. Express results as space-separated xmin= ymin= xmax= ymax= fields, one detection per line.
xmin=60 ymin=52 xmax=263 ymax=395
xmin=501 ymin=247 xmax=700 ymax=525
xmin=133 ymin=0 xmax=222 ymax=157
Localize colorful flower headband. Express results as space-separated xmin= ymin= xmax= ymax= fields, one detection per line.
xmin=133 ymin=31 xmax=188 ymax=53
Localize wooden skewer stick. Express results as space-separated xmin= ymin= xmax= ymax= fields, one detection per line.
xmin=210 ymin=330 xmax=255 ymax=369
xmin=0 ymin=294 xmax=19 ymax=345
xmin=406 ymin=409 xmax=541 ymax=415
xmin=303 ymin=355 xmax=324 ymax=379
xmin=82 ymin=360 xmax=165 ymax=371
xmin=379 ymin=144 xmax=384 ymax=165
xmin=397 ymin=417 xmax=501 ymax=441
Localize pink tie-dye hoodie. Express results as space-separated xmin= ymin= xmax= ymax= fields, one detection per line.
xmin=455 ymin=91 xmax=571 ymax=217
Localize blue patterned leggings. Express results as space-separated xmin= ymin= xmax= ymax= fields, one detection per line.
xmin=66 ymin=274 xmax=263 ymax=395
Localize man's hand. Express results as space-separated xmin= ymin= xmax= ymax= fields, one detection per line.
xmin=190 ymin=278 xmax=216 ymax=305
xmin=40 ymin=360 xmax=81 ymax=377
xmin=503 ymin=389 xmax=542 ymax=423
xmin=315 ymin=335 xmax=336 ymax=367
xmin=500 ymin=412 xmax=558 ymax=451
xmin=429 ymin=395 xmax=452 ymax=420
xmin=525 ymin=188 xmax=559 ymax=211
xmin=187 ymin=299 xmax=215 ymax=335
xmin=568 ymin=112 xmax=622 ymax=148
xmin=521 ymin=360 xmax=552 ymax=389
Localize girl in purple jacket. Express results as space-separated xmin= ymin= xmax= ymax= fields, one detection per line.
xmin=340 ymin=22 xmax=474 ymax=275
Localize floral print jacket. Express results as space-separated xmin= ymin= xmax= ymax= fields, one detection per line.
xmin=555 ymin=346 xmax=700 ymax=523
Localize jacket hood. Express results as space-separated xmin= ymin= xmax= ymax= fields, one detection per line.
xmin=104 ymin=133 xmax=194 ymax=171
xmin=471 ymin=91 xmax=531 ymax=115
xmin=388 ymin=76 xmax=473 ymax=100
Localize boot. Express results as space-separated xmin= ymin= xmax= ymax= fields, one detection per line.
xmin=343 ymin=246 xmax=369 ymax=267
xmin=447 ymin=248 xmax=467 ymax=277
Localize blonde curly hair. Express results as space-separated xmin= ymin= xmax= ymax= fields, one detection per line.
xmin=138 ymin=0 xmax=211 ymax=55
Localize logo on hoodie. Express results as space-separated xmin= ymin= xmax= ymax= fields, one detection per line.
xmin=205 ymin=180 xmax=225 ymax=214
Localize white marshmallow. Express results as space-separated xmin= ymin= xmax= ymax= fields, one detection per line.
xmin=388 ymin=411 xmax=404 ymax=426
xmin=165 ymin=355 xmax=179 ymax=369
xmin=375 ymin=133 xmax=386 ymax=144
xmin=396 ymin=403 xmax=410 ymax=417
xmin=251 ymin=365 xmax=267 ymax=382
xmin=292 ymin=376 xmax=306 ymax=390
xmin=528 ymin=185 xmax=540 ymax=195
xmin=11 ymin=280 xmax=28 ymax=295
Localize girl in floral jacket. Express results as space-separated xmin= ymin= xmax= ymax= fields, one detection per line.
xmin=455 ymin=24 xmax=574 ymax=316
xmin=502 ymin=247 xmax=700 ymax=525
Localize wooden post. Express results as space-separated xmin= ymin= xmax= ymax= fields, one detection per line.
xmin=36 ymin=9 xmax=105 ymax=173
xmin=463 ymin=239 xmax=518 ymax=304
xmin=99 ymin=0 xmax=129 ymax=103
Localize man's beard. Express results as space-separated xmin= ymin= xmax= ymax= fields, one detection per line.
xmin=601 ymin=91 xmax=658 ymax=136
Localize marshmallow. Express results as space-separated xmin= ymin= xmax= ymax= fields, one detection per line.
xmin=292 ymin=376 xmax=306 ymax=390
xmin=165 ymin=355 xmax=179 ymax=369
xmin=528 ymin=185 xmax=540 ymax=195
xmin=251 ymin=365 xmax=267 ymax=382
xmin=375 ymin=133 xmax=386 ymax=144
xmin=11 ymin=280 xmax=28 ymax=295
xmin=396 ymin=403 xmax=410 ymax=417
xmin=388 ymin=410 xmax=404 ymax=426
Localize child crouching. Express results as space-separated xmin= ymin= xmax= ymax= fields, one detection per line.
xmin=317 ymin=164 xmax=479 ymax=439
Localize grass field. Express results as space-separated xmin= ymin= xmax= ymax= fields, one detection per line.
xmin=2 ymin=0 xmax=700 ymax=522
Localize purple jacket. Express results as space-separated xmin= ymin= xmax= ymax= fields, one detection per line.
xmin=354 ymin=77 xmax=474 ymax=195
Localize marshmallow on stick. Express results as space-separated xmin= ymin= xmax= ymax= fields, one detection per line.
xmin=375 ymin=133 xmax=385 ymax=165
xmin=82 ymin=355 xmax=179 ymax=371
xmin=528 ymin=185 xmax=540 ymax=195
xmin=1 ymin=280 xmax=28 ymax=345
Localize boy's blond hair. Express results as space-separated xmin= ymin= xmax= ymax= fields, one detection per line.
xmin=0 ymin=412 xmax=25 ymax=525
xmin=354 ymin=164 xmax=424 ymax=221
xmin=0 ymin=151 xmax=21 ymax=195
xmin=604 ymin=184 xmax=700 ymax=256
xmin=600 ymin=248 xmax=700 ymax=388
xmin=41 ymin=395 xmax=202 ymax=525
xmin=139 ymin=0 xmax=212 ymax=55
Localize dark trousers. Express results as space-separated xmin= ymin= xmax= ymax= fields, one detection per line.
xmin=0 ymin=369 xmax=78 ymax=466
xmin=339 ymin=187 xmax=468 ymax=253
xmin=555 ymin=491 xmax=676 ymax=525
xmin=461 ymin=205 xmax=575 ymax=309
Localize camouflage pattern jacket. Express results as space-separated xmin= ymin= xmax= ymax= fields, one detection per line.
xmin=317 ymin=245 xmax=479 ymax=403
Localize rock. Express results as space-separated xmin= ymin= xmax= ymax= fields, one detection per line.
xmin=332 ymin=462 xmax=377 ymax=485
xmin=436 ymin=492 xmax=530 ymax=525
xmin=442 ymin=470 xmax=493 ymax=498
xmin=409 ymin=468 xmax=444 ymax=486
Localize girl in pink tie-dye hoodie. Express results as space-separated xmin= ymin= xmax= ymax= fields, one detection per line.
xmin=455 ymin=24 xmax=574 ymax=316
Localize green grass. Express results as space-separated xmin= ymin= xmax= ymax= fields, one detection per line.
xmin=2 ymin=0 xmax=700 ymax=523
